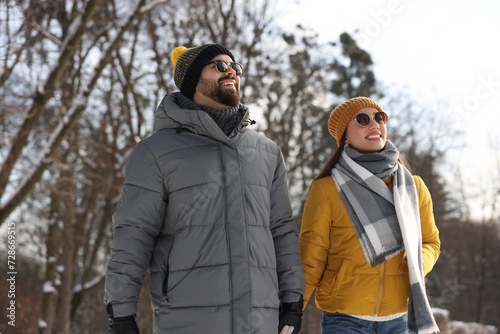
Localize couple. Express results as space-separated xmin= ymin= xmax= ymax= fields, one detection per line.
xmin=104 ymin=43 xmax=441 ymax=334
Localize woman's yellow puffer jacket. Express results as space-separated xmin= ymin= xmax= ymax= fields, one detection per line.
xmin=299 ymin=174 xmax=440 ymax=316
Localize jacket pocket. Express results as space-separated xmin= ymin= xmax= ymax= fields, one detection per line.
xmin=160 ymin=237 xmax=174 ymax=298
xmin=331 ymin=260 xmax=349 ymax=296
xmin=317 ymin=260 xmax=349 ymax=296
xmin=162 ymin=263 xmax=169 ymax=297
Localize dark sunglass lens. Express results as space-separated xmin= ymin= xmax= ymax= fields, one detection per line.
xmin=355 ymin=113 xmax=370 ymax=126
xmin=231 ymin=63 xmax=243 ymax=76
xmin=375 ymin=111 xmax=388 ymax=124
xmin=214 ymin=60 xmax=228 ymax=72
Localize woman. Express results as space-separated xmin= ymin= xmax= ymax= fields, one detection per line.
xmin=299 ymin=97 xmax=440 ymax=334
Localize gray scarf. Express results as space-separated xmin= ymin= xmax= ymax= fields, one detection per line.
xmin=174 ymin=92 xmax=246 ymax=136
xmin=332 ymin=141 xmax=439 ymax=334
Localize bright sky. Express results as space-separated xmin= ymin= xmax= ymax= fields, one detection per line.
xmin=277 ymin=0 xmax=500 ymax=218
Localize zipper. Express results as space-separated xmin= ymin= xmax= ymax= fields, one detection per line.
xmin=162 ymin=263 xmax=169 ymax=298
xmin=218 ymin=143 xmax=233 ymax=330
xmin=375 ymin=262 xmax=384 ymax=315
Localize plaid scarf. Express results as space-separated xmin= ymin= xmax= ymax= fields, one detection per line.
xmin=332 ymin=141 xmax=439 ymax=334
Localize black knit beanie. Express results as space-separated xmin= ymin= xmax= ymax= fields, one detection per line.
xmin=172 ymin=44 xmax=235 ymax=99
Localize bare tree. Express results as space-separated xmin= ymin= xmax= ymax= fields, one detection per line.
xmin=1 ymin=0 xmax=168 ymax=332
xmin=0 ymin=0 xmax=169 ymax=225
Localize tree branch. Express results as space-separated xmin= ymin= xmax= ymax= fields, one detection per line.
xmin=0 ymin=0 xmax=167 ymax=225
xmin=0 ymin=0 xmax=100 ymax=202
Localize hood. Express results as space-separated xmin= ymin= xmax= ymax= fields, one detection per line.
xmin=153 ymin=93 xmax=252 ymax=144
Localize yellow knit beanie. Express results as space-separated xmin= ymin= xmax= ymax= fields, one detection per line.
xmin=171 ymin=43 xmax=235 ymax=99
xmin=328 ymin=97 xmax=384 ymax=145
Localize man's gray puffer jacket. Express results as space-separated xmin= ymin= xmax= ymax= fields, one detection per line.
xmin=104 ymin=94 xmax=305 ymax=334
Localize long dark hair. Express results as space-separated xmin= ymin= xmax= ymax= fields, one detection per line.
xmin=314 ymin=134 xmax=413 ymax=182
xmin=314 ymin=134 xmax=347 ymax=181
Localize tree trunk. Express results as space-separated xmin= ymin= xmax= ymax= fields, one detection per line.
xmin=38 ymin=216 xmax=59 ymax=334
xmin=56 ymin=197 xmax=75 ymax=334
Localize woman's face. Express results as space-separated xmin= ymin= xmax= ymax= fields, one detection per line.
xmin=345 ymin=107 xmax=387 ymax=154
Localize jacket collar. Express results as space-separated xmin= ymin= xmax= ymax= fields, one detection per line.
xmin=153 ymin=93 xmax=252 ymax=145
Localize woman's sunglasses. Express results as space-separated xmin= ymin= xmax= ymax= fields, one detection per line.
xmin=350 ymin=111 xmax=388 ymax=127
xmin=206 ymin=60 xmax=243 ymax=76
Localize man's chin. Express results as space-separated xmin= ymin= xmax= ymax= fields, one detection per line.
xmin=218 ymin=92 xmax=240 ymax=107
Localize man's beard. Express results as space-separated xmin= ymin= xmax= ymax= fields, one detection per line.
xmin=197 ymin=77 xmax=240 ymax=107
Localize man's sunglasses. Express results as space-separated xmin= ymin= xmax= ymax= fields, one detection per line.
xmin=206 ymin=60 xmax=243 ymax=76
xmin=350 ymin=111 xmax=388 ymax=127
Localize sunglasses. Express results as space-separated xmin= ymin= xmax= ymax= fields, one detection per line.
xmin=350 ymin=111 xmax=388 ymax=127
xmin=206 ymin=60 xmax=243 ymax=76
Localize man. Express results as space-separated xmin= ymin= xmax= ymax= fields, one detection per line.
xmin=104 ymin=43 xmax=305 ymax=334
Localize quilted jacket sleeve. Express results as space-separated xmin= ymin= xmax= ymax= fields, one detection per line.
xmin=414 ymin=176 xmax=441 ymax=276
xmin=104 ymin=141 xmax=167 ymax=317
xmin=299 ymin=179 xmax=331 ymax=308
xmin=269 ymin=150 xmax=306 ymax=303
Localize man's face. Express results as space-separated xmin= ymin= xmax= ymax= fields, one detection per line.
xmin=196 ymin=54 xmax=240 ymax=108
